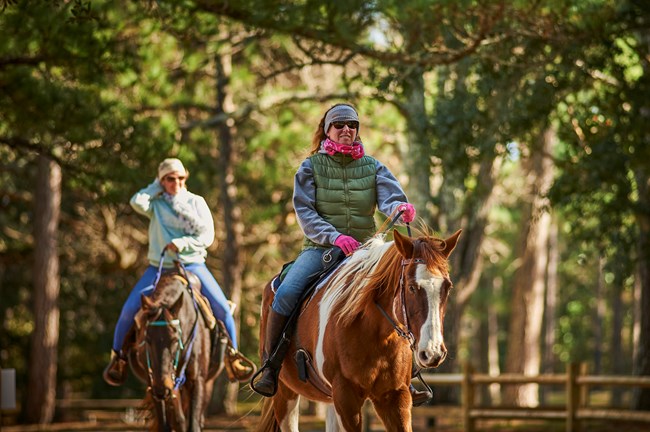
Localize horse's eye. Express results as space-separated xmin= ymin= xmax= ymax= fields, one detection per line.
xmin=409 ymin=285 xmax=416 ymax=292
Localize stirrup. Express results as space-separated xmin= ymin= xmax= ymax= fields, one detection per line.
xmin=224 ymin=348 xmax=257 ymax=383
xmin=411 ymin=369 xmax=433 ymax=406
xmin=249 ymin=361 xmax=281 ymax=397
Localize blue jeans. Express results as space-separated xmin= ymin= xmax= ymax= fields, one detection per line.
xmin=272 ymin=248 xmax=324 ymax=317
xmin=112 ymin=263 xmax=238 ymax=351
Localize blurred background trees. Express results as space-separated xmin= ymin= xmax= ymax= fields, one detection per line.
xmin=1 ymin=0 xmax=649 ymax=424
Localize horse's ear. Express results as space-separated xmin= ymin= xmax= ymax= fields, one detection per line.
xmin=393 ymin=229 xmax=414 ymax=258
xmin=141 ymin=294 xmax=154 ymax=309
xmin=136 ymin=295 xmax=154 ymax=329
xmin=442 ymin=229 xmax=462 ymax=258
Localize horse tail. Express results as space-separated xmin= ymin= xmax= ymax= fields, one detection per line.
xmin=255 ymin=398 xmax=280 ymax=432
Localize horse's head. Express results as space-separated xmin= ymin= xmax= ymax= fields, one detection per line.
xmin=393 ymin=229 xmax=461 ymax=369
xmin=138 ymin=285 xmax=187 ymax=402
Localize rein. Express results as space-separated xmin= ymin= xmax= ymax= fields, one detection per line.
xmin=374 ymin=209 xmax=416 ymax=347
xmin=373 ymin=257 xmax=424 ymax=352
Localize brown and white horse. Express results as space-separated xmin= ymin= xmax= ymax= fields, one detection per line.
xmin=256 ymin=228 xmax=461 ymax=432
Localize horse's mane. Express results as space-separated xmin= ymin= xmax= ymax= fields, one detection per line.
xmin=134 ymin=273 xmax=188 ymax=328
xmin=151 ymin=273 xmax=187 ymax=305
xmin=329 ymin=230 xmax=450 ymax=328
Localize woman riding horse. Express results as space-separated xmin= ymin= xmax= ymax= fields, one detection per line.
xmin=255 ymin=228 xmax=461 ymax=431
xmin=250 ymin=103 xmax=428 ymax=404
xmin=104 ymin=158 xmax=254 ymax=386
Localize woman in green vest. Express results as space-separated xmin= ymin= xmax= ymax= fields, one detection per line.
xmin=253 ymin=103 xmax=427 ymax=403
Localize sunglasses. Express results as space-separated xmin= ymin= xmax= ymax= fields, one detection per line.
xmin=164 ymin=176 xmax=186 ymax=182
xmin=331 ymin=121 xmax=359 ymax=130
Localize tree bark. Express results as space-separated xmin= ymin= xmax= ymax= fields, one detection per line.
xmin=593 ymin=257 xmax=605 ymax=375
xmin=611 ymin=268 xmax=624 ymax=404
xmin=401 ymin=68 xmax=432 ymax=225
xmin=209 ymin=47 xmax=242 ymax=416
xmin=633 ymin=166 xmax=650 ymax=410
xmin=24 ymin=155 xmax=61 ymax=424
xmin=503 ymin=127 xmax=555 ymax=407
xmin=541 ymin=219 xmax=558 ymax=404
xmin=487 ymin=276 xmax=502 ymax=405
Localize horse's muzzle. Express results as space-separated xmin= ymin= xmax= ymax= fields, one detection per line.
xmin=417 ymin=347 xmax=447 ymax=368
xmin=152 ymin=386 xmax=172 ymax=401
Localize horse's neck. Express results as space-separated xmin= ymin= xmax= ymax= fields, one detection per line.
xmin=370 ymin=288 xmax=405 ymax=340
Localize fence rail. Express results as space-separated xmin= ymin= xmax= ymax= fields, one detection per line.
xmin=415 ymin=362 xmax=650 ymax=432
xmin=4 ymin=363 xmax=650 ymax=431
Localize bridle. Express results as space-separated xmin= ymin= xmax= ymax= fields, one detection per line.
xmin=142 ymin=272 xmax=201 ymax=402
xmin=373 ymin=213 xmax=443 ymax=396
xmin=374 ymin=257 xmax=425 ymax=352
xmin=373 ymin=211 xmax=419 ymax=350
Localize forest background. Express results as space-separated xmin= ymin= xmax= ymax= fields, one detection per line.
xmin=1 ymin=0 xmax=649 ymax=425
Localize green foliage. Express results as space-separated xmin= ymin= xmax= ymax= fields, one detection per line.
xmin=2 ymin=0 xmax=650 ymax=410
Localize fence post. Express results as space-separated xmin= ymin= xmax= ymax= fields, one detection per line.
xmin=462 ymin=362 xmax=475 ymax=432
xmin=566 ymin=362 xmax=581 ymax=432
xmin=579 ymin=362 xmax=589 ymax=407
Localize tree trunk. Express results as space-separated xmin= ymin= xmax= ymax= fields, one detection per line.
xmin=503 ymin=127 xmax=555 ymax=407
xmin=593 ymin=257 xmax=605 ymax=375
xmin=487 ymin=276 xmax=502 ymax=405
xmin=400 ymin=68 xmax=432 ymax=226
xmin=209 ymin=47 xmax=242 ymax=416
xmin=24 ymin=155 xmax=61 ymax=424
xmin=633 ymin=166 xmax=650 ymax=410
xmin=541 ymin=219 xmax=558 ymax=404
xmin=611 ymin=270 xmax=624 ymax=405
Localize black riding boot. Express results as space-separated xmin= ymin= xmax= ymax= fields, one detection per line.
xmin=410 ymin=384 xmax=433 ymax=406
xmin=250 ymin=307 xmax=290 ymax=397
xmin=103 ymin=350 xmax=128 ymax=386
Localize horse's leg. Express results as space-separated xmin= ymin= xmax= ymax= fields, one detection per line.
xmin=152 ymin=399 xmax=172 ymax=432
xmin=325 ymin=405 xmax=342 ymax=432
xmin=331 ymin=382 xmax=365 ymax=432
xmin=188 ymin=378 xmax=205 ymax=432
xmin=370 ymin=388 xmax=412 ymax=432
xmin=274 ymin=382 xmax=300 ymax=432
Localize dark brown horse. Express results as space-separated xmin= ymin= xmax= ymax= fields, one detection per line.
xmin=256 ymin=229 xmax=461 ymax=432
xmin=128 ymin=270 xmax=224 ymax=432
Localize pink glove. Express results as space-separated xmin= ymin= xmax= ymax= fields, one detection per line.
xmin=398 ymin=203 xmax=416 ymax=223
xmin=334 ymin=234 xmax=360 ymax=255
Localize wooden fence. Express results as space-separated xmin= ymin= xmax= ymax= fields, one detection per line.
xmin=4 ymin=363 xmax=650 ymax=431
xmin=409 ymin=362 xmax=650 ymax=432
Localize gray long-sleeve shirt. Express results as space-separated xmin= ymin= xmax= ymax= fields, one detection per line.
xmin=292 ymin=154 xmax=409 ymax=247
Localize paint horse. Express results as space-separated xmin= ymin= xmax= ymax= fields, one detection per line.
xmin=256 ymin=228 xmax=461 ymax=432
xmin=129 ymin=270 xmax=225 ymax=432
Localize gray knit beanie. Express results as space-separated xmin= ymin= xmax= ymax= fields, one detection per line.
xmin=324 ymin=105 xmax=360 ymax=134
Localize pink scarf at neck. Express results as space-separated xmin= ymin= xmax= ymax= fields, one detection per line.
xmin=323 ymin=138 xmax=365 ymax=160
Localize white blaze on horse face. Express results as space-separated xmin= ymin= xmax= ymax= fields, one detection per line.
xmin=415 ymin=265 xmax=447 ymax=368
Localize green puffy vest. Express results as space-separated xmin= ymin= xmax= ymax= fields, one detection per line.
xmin=303 ymin=153 xmax=377 ymax=249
